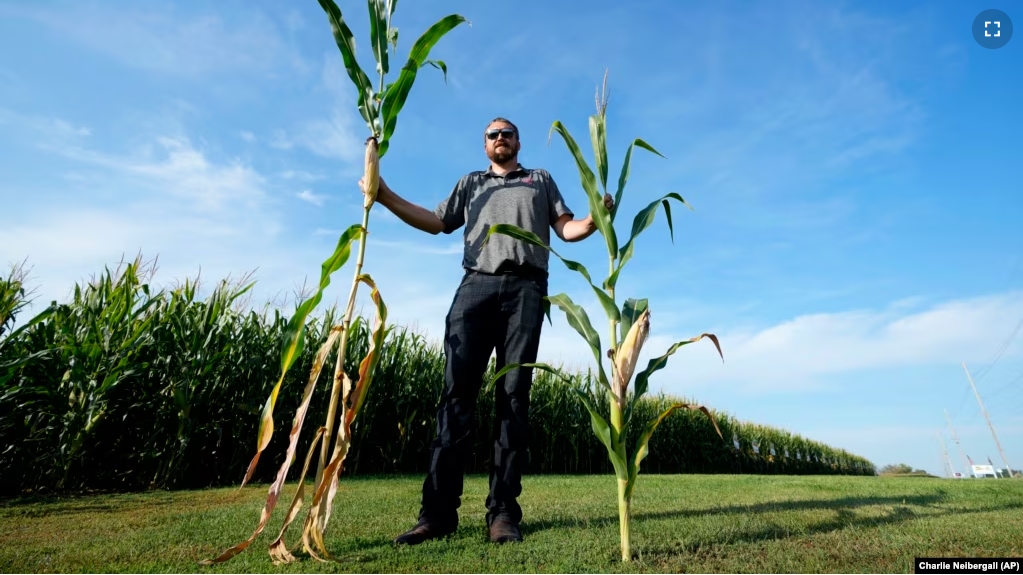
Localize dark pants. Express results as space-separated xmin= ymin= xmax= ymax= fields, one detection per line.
xmin=419 ymin=269 xmax=547 ymax=528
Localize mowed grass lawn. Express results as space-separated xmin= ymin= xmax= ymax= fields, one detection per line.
xmin=2 ymin=474 xmax=1021 ymax=573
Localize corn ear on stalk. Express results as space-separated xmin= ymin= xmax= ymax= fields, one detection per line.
xmin=614 ymin=308 xmax=649 ymax=404
xmin=362 ymin=137 xmax=379 ymax=208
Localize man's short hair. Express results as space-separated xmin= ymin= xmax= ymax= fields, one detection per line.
xmin=486 ymin=117 xmax=519 ymax=138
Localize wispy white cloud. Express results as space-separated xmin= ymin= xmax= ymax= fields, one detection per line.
xmin=50 ymin=136 xmax=267 ymax=213
xmin=0 ymin=3 xmax=300 ymax=79
xmin=0 ymin=108 xmax=92 ymax=142
xmin=311 ymin=259 xmax=1023 ymax=397
xmin=240 ymin=131 xmax=255 ymax=143
xmin=279 ymin=170 xmax=324 ymax=181
xmin=267 ymin=54 xmax=364 ymax=164
xmin=434 ymin=282 xmax=1023 ymax=398
xmin=307 ymin=231 xmax=463 ymax=257
xmin=369 ymin=239 xmax=464 ymax=256
xmin=283 ymin=9 xmax=306 ymax=34
xmin=644 ymin=291 xmax=1023 ymax=396
xmin=269 ymin=129 xmax=294 ymax=150
xmin=0 ymin=120 xmax=292 ymax=307
xmin=288 ymin=110 xmax=363 ymax=161
xmin=296 ymin=189 xmax=326 ymax=207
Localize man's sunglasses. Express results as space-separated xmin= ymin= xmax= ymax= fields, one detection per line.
xmin=485 ymin=128 xmax=516 ymax=140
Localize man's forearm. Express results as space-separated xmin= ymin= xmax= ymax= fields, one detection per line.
xmin=378 ymin=187 xmax=445 ymax=235
xmin=561 ymin=215 xmax=598 ymax=242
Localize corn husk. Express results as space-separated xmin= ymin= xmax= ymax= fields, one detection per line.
xmin=362 ymin=137 xmax=379 ymax=208
xmin=614 ymin=308 xmax=649 ymax=402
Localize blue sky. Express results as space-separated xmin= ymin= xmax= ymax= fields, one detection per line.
xmin=1 ymin=0 xmax=1021 ymax=478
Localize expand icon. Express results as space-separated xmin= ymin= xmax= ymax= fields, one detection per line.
xmin=973 ymin=9 xmax=1014 ymax=49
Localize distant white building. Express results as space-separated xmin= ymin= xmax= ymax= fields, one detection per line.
xmin=970 ymin=464 xmax=1020 ymax=478
xmin=971 ymin=464 xmax=997 ymax=478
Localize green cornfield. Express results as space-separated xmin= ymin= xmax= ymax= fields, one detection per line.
xmin=0 ymin=257 xmax=875 ymax=496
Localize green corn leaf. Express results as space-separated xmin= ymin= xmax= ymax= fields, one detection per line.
xmin=625 ymin=402 xmax=722 ymax=500
xmin=627 ymin=192 xmax=691 ymax=249
xmin=316 ymin=0 xmax=376 ymax=129
xmin=422 ymin=59 xmax=448 ymax=83
xmin=574 ymin=387 xmax=628 ymax=480
xmin=367 ymin=0 xmax=389 ymax=75
xmin=491 ymin=361 xmax=568 ymax=382
xmin=633 ymin=332 xmax=723 ymax=403
xmin=0 ymin=303 xmax=54 ymax=352
xmin=379 ymin=14 xmax=467 ymax=156
xmin=484 ymin=223 xmax=620 ymax=323
xmin=549 ymin=120 xmax=617 ymax=258
xmin=612 ymin=138 xmax=664 ymax=221
xmin=623 ymin=331 xmax=721 ymax=432
xmin=619 ymin=298 xmax=648 ymax=347
xmin=488 ymin=360 xmax=571 ymax=395
xmin=388 ymin=0 xmax=398 ymax=18
xmin=378 ymin=60 xmax=415 ymax=158
xmin=407 ymin=15 xmax=467 ymax=65
xmin=240 ymin=223 xmax=362 ymax=488
xmin=546 ymin=293 xmax=611 ymax=390
xmin=0 ymin=349 xmax=50 ymax=387
xmin=606 ymin=192 xmax=692 ymax=291
xmin=589 ymin=114 xmax=608 ymax=191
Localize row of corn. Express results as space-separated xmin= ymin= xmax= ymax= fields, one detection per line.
xmin=0 ymin=260 xmax=874 ymax=495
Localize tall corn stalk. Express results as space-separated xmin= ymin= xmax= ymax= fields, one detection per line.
xmin=486 ymin=71 xmax=725 ymax=562
xmin=202 ymin=0 xmax=466 ymax=564
xmin=0 ymin=260 xmax=53 ymax=389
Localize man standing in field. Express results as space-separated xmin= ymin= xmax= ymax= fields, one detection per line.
xmin=361 ymin=117 xmax=613 ymax=545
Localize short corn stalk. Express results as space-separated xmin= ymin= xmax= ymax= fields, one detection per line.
xmin=202 ymin=0 xmax=466 ymax=564
xmin=486 ymin=71 xmax=724 ymax=562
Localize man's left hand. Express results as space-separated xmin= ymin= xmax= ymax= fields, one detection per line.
xmin=601 ymin=193 xmax=614 ymax=212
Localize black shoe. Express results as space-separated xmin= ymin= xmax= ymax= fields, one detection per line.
xmin=488 ymin=516 xmax=522 ymax=544
xmin=393 ymin=519 xmax=456 ymax=545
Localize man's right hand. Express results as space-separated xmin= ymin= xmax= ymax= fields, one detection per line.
xmin=354 ymin=175 xmax=444 ymax=234
xmin=359 ymin=175 xmax=390 ymax=199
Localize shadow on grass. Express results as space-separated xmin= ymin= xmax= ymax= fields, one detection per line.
xmin=637 ymin=491 xmax=949 ymax=521
xmin=640 ymin=500 xmax=1023 ymax=560
xmin=520 ymin=490 xmax=1023 ymax=559
xmin=0 ymin=488 xmax=257 ymax=519
xmin=264 ymin=494 xmax=997 ymax=567
xmin=523 ymin=492 xmax=949 ymax=535
xmin=256 ymin=526 xmax=495 ymax=565
xmin=288 ymin=494 xmax=969 ymax=559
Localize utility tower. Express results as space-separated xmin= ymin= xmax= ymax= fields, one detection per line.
xmin=945 ymin=409 xmax=973 ymax=478
xmin=963 ymin=361 xmax=1014 ymax=477
xmin=938 ymin=432 xmax=955 ymax=478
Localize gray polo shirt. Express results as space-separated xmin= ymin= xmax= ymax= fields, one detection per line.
xmin=433 ymin=165 xmax=574 ymax=276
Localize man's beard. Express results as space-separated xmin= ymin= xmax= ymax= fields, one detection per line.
xmin=488 ymin=144 xmax=515 ymax=164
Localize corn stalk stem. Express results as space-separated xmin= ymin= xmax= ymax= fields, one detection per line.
xmin=610 ymin=395 xmax=631 ymax=561
xmin=374 ymin=25 xmax=387 ymax=137
xmin=608 ymin=253 xmax=618 ymax=383
xmin=618 ymin=477 xmax=632 ymax=561
xmin=382 ymin=4 xmax=391 ymax=96
xmin=606 ymin=249 xmax=631 ymax=560
xmin=376 ymin=72 xmax=385 ymax=135
xmin=316 ymin=205 xmax=371 ymax=484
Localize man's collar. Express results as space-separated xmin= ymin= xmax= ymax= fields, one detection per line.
xmin=484 ymin=163 xmax=528 ymax=177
